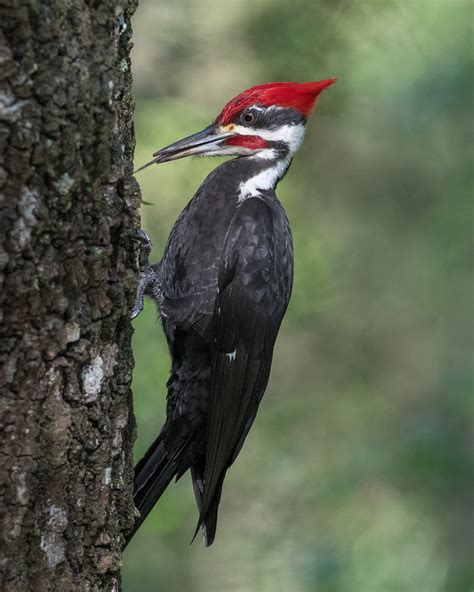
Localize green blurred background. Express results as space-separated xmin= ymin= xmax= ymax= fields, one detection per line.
xmin=123 ymin=1 xmax=472 ymax=590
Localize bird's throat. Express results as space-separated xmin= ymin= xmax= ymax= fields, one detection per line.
xmin=238 ymin=155 xmax=291 ymax=202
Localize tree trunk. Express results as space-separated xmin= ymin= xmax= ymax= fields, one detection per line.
xmin=0 ymin=2 xmax=140 ymax=590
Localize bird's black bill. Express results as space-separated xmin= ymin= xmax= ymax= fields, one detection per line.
xmin=134 ymin=125 xmax=235 ymax=173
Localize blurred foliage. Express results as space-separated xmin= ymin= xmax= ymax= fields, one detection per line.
xmin=123 ymin=1 xmax=473 ymax=590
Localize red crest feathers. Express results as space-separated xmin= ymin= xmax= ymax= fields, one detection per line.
xmin=216 ymin=79 xmax=336 ymax=125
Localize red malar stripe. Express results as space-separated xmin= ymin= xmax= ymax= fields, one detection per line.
xmin=225 ymin=135 xmax=268 ymax=149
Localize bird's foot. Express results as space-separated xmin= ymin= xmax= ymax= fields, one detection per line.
xmin=131 ymin=230 xmax=159 ymax=320
xmin=136 ymin=229 xmax=152 ymax=266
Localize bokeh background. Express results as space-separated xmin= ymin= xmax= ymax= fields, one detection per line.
xmin=123 ymin=1 xmax=472 ymax=591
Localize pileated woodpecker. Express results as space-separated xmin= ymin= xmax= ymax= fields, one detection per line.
xmin=128 ymin=79 xmax=336 ymax=547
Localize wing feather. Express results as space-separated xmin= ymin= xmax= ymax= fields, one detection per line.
xmin=197 ymin=197 xmax=292 ymax=527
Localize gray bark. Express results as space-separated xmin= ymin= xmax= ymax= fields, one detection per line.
xmin=0 ymin=1 xmax=140 ymax=590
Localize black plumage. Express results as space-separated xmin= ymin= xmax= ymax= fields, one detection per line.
xmin=128 ymin=156 xmax=293 ymax=546
xmin=127 ymin=79 xmax=335 ymax=547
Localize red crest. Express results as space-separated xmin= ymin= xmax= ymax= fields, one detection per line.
xmin=216 ymin=79 xmax=336 ymax=125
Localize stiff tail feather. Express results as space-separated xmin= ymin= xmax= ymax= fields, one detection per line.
xmin=124 ymin=431 xmax=189 ymax=547
xmin=200 ymin=488 xmax=222 ymax=546
xmin=191 ymin=466 xmax=224 ymax=547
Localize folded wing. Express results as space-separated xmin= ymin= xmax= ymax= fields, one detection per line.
xmin=195 ymin=196 xmax=293 ymax=540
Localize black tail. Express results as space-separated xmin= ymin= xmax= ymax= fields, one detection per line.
xmin=191 ymin=466 xmax=224 ymax=546
xmin=200 ymin=487 xmax=222 ymax=546
xmin=124 ymin=430 xmax=189 ymax=547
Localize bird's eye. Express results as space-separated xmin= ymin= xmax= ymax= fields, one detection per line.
xmin=241 ymin=111 xmax=255 ymax=125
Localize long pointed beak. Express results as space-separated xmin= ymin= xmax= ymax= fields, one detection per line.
xmin=134 ymin=125 xmax=235 ymax=173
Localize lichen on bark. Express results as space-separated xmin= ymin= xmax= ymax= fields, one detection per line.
xmin=0 ymin=1 xmax=140 ymax=590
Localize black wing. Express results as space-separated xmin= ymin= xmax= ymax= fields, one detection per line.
xmin=197 ymin=196 xmax=293 ymax=534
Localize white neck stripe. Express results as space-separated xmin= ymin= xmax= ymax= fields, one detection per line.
xmin=238 ymin=155 xmax=290 ymax=202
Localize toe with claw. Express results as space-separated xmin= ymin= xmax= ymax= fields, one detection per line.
xmin=131 ymin=230 xmax=160 ymax=320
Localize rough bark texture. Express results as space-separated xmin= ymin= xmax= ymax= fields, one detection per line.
xmin=0 ymin=1 xmax=140 ymax=590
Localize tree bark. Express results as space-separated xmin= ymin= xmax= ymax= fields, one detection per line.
xmin=0 ymin=2 xmax=140 ymax=590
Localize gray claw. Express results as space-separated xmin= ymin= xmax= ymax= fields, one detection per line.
xmin=131 ymin=229 xmax=159 ymax=320
xmin=133 ymin=229 xmax=153 ymax=270
xmin=131 ymin=295 xmax=144 ymax=320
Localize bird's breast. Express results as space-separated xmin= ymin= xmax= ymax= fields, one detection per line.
xmin=160 ymin=185 xmax=238 ymax=301
xmin=158 ymin=157 xmax=293 ymax=306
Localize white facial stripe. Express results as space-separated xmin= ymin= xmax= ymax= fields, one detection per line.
xmin=238 ymin=155 xmax=290 ymax=202
xmin=253 ymin=148 xmax=278 ymax=160
xmin=229 ymin=123 xmax=306 ymax=154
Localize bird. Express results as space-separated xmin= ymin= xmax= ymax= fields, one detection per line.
xmin=127 ymin=79 xmax=336 ymax=547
